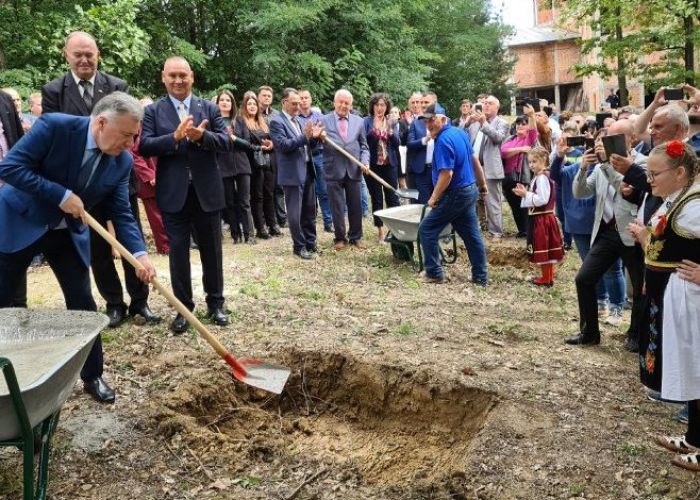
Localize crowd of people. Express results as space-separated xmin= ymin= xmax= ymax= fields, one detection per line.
xmin=1 ymin=30 xmax=699 ymax=472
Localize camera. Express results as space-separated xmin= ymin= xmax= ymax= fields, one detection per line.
xmin=566 ymin=136 xmax=586 ymax=147
xmin=664 ymin=87 xmax=684 ymax=101
xmin=474 ymin=103 xmax=483 ymax=113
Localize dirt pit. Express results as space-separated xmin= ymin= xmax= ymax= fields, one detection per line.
xmin=151 ymin=349 xmax=498 ymax=496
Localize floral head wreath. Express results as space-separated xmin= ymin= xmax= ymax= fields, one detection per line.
xmin=666 ymin=140 xmax=685 ymax=159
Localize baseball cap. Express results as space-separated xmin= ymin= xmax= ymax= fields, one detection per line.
xmin=417 ymin=102 xmax=446 ymax=120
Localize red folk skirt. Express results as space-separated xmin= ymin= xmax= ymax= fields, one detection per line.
xmin=526 ymin=211 xmax=564 ymax=264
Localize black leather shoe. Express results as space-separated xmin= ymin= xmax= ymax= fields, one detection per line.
xmin=130 ymin=305 xmax=161 ymax=324
xmin=307 ymin=246 xmax=319 ymax=254
xmin=83 ymin=377 xmax=116 ymax=404
xmin=107 ymin=306 xmax=127 ymax=328
xmin=170 ymin=314 xmax=188 ymax=334
xmin=207 ymin=308 xmax=229 ymax=326
xmin=269 ymin=225 xmax=283 ymax=236
xmin=257 ymin=231 xmax=270 ymax=240
xmin=564 ymin=333 xmax=600 ymax=346
xmin=294 ymin=248 xmax=313 ymax=260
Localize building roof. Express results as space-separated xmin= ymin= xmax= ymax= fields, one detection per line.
xmin=507 ymin=26 xmax=580 ymax=47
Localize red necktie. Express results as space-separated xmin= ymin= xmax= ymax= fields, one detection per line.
xmin=339 ymin=118 xmax=348 ymax=141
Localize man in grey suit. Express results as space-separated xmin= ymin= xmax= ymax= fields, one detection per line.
xmin=321 ymin=89 xmax=370 ymax=250
xmin=467 ymin=95 xmax=510 ymax=238
xmin=269 ymin=88 xmax=323 ymax=259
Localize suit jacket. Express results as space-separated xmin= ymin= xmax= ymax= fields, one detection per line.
xmin=42 ymin=71 xmax=129 ymax=117
xmin=363 ymin=116 xmax=400 ymax=169
xmin=139 ymin=94 xmax=231 ymax=213
xmin=269 ymin=112 xmax=317 ymax=186
xmin=573 ymin=152 xmax=648 ymax=246
xmin=0 ymin=91 xmax=24 ymax=149
xmin=0 ymin=114 xmax=145 ymax=266
xmin=406 ymin=118 xmax=428 ymax=174
xmin=320 ymin=112 xmax=369 ymax=181
xmin=467 ymin=115 xmax=510 ymax=180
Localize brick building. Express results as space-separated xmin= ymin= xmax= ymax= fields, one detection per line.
xmin=507 ymin=0 xmax=646 ymax=112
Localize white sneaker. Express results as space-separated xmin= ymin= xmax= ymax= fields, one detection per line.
xmin=598 ymin=303 xmax=609 ymax=319
xmin=605 ymin=307 xmax=623 ymax=326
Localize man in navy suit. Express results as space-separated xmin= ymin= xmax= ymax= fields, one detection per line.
xmin=42 ymin=31 xmax=159 ymax=328
xmin=139 ymin=56 xmax=232 ymax=334
xmin=269 ymin=88 xmax=323 ymax=259
xmin=406 ymin=92 xmax=442 ymax=204
xmin=0 ymin=92 xmax=157 ymax=403
xmin=320 ymin=89 xmax=370 ymax=250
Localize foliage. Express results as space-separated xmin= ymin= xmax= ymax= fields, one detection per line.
xmin=0 ymin=0 xmax=514 ymax=115
xmin=558 ymin=0 xmax=699 ymax=90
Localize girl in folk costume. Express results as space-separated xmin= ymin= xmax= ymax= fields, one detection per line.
xmin=628 ymin=141 xmax=700 ymax=472
xmin=512 ymin=146 xmax=564 ymax=286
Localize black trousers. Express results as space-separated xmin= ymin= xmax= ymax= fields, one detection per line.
xmin=283 ymin=165 xmax=317 ymax=253
xmin=327 ymin=174 xmax=363 ymax=243
xmin=0 ymin=229 xmax=103 ymax=381
xmin=366 ymin=163 xmax=400 ymax=227
xmin=501 ymin=175 xmax=528 ymax=234
xmin=162 ymin=187 xmax=224 ymax=311
xmin=222 ymin=174 xmax=253 ymax=238
xmin=575 ymin=223 xmax=644 ymax=338
xmin=687 ymin=400 xmax=700 ymax=447
xmin=251 ymin=166 xmax=277 ymax=233
xmin=89 ymin=196 xmax=148 ymax=313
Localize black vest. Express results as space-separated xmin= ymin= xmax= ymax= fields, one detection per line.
xmin=645 ymin=190 xmax=700 ymax=269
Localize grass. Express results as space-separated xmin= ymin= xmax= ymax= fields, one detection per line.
xmin=394 ymin=322 xmax=418 ymax=336
xmin=619 ymin=442 xmax=644 ymax=457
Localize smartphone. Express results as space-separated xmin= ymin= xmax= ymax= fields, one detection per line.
xmin=566 ymin=136 xmax=586 ymax=147
xmin=602 ymin=134 xmax=627 ymax=159
xmin=585 ymin=137 xmax=595 ymax=150
xmin=595 ymin=112 xmax=612 ymax=130
xmin=664 ymin=87 xmax=684 ymax=101
xmin=474 ymin=103 xmax=483 ymax=113
xmin=526 ymin=98 xmax=541 ymax=112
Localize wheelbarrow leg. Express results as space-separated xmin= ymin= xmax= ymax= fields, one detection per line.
xmin=34 ymin=411 xmax=60 ymax=500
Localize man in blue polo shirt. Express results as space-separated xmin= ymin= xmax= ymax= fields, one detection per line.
xmin=418 ymin=104 xmax=489 ymax=285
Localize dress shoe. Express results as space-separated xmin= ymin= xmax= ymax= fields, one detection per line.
xmin=106 ymin=306 xmax=127 ymax=328
xmin=294 ymin=248 xmax=313 ymax=260
xmin=334 ymin=241 xmax=347 ymax=251
xmin=232 ymin=233 xmax=243 ymax=244
xmin=324 ymin=224 xmax=334 ymax=233
xmin=130 ymin=305 xmax=161 ymax=324
xmin=530 ymin=277 xmax=553 ymax=287
xmin=307 ymin=246 xmax=319 ymax=254
xmin=564 ymin=333 xmax=600 ymax=346
xmin=257 ymin=231 xmax=270 ymax=240
xmin=207 ymin=308 xmax=229 ymax=326
xmin=278 ymin=220 xmax=288 ymax=228
xmin=170 ymin=314 xmax=189 ymax=334
xmin=351 ymin=240 xmax=367 ymax=249
xmin=83 ymin=377 xmax=115 ymax=404
xmin=269 ymin=225 xmax=283 ymax=237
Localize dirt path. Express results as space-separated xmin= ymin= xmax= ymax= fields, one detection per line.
xmin=1 ymin=218 xmax=699 ymax=499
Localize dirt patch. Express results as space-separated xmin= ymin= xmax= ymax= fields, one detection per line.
xmin=485 ymin=243 xmax=530 ymax=269
xmin=150 ymin=349 xmax=497 ymax=495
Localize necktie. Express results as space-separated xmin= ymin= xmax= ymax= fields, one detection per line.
xmin=339 ymin=117 xmax=348 ymax=141
xmin=177 ymin=102 xmax=188 ymax=122
xmin=77 ymin=148 xmax=102 ymax=192
xmin=291 ymin=116 xmax=302 ymax=136
xmin=79 ymin=80 xmax=93 ymax=111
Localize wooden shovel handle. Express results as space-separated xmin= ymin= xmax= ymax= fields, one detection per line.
xmin=324 ymin=136 xmax=398 ymax=194
xmin=83 ymin=212 xmax=231 ymax=359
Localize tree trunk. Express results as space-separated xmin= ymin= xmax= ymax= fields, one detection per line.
xmin=615 ymin=11 xmax=628 ymax=106
xmin=683 ymin=11 xmax=695 ymax=85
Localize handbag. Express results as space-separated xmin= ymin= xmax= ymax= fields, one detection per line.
xmin=516 ymin=152 xmax=531 ymax=186
xmin=252 ymin=149 xmax=270 ymax=169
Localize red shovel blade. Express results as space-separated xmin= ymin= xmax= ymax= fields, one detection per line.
xmin=224 ymin=354 xmax=291 ymax=395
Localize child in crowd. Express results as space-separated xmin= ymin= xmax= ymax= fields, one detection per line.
xmin=513 ymin=146 xmax=565 ymax=286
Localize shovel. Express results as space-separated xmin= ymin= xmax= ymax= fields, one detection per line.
xmin=324 ymin=137 xmax=419 ymax=200
xmin=84 ymin=212 xmax=290 ymax=394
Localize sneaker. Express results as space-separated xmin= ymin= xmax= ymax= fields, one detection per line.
xmin=598 ymin=303 xmax=609 ymax=319
xmin=605 ymin=306 xmax=623 ymax=326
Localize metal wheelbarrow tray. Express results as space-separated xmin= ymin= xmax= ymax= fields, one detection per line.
xmin=1 ymin=309 xmax=108 ymax=499
xmin=374 ymin=205 xmax=457 ymax=271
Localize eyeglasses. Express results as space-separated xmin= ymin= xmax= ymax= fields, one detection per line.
xmin=646 ymin=168 xmax=673 ymax=181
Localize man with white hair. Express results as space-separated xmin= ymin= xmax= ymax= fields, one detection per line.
xmin=320 ymin=89 xmax=370 ymax=250
xmin=417 ymin=104 xmax=489 ymax=285
xmin=0 ymin=92 xmax=157 ymax=403
xmin=466 ymin=95 xmax=510 ymax=239
xmin=633 ymin=88 xmax=691 ymax=150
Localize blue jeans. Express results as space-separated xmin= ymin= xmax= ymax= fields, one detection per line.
xmin=572 ymin=233 xmax=626 ymax=308
xmin=418 ymin=184 xmax=487 ymax=283
xmin=361 ymin=176 xmax=369 ymax=216
xmin=312 ymin=154 xmax=332 ymax=227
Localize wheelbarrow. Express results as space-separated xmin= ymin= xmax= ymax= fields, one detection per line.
xmin=374 ymin=204 xmax=457 ymax=271
xmin=0 ymin=308 xmax=108 ymax=500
